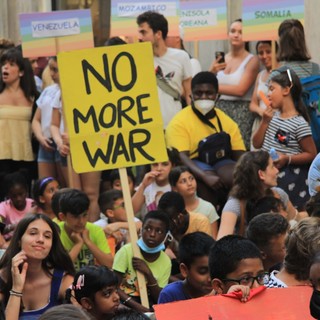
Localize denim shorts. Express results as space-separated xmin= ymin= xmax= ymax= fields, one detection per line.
xmin=192 ymin=158 xmax=235 ymax=171
xmin=37 ymin=142 xmax=60 ymax=163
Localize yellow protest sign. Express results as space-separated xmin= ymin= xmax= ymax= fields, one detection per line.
xmin=58 ymin=42 xmax=168 ymax=173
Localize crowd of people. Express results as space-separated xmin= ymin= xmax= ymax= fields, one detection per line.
xmin=0 ymin=9 xmax=320 ymax=320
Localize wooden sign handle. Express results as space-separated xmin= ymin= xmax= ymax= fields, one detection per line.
xmin=119 ymin=167 xmax=149 ymax=309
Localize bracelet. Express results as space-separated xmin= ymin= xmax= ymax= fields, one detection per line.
xmin=123 ymin=296 xmax=132 ymax=305
xmin=10 ymin=290 xmax=23 ymax=297
xmin=288 ymin=155 xmax=292 ymax=165
xmin=147 ymin=282 xmax=158 ymax=287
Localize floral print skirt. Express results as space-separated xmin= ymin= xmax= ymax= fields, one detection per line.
xmin=216 ymin=99 xmax=254 ymax=151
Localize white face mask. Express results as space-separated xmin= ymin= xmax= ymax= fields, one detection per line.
xmin=194 ymin=99 xmax=215 ymax=115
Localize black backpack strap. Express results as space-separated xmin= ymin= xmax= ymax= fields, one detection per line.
xmin=191 ymin=100 xmax=223 ymax=132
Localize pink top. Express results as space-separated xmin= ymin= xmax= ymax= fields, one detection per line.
xmin=0 ymin=198 xmax=34 ymax=240
xmin=0 ymin=198 xmax=34 ymax=225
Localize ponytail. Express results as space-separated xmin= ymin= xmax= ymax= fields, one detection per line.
xmin=294 ymin=99 xmax=310 ymax=123
xmin=269 ymin=66 xmax=310 ymax=122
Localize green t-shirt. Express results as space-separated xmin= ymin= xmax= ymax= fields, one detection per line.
xmin=58 ymin=221 xmax=110 ymax=271
xmin=112 ymin=243 xmax=171 ymax=297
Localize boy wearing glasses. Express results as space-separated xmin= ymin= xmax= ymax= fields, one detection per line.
xmin=96 ymin=190 xmax=142 ymax=253
xmin=209 ymin=235 xmax=268 ymax=302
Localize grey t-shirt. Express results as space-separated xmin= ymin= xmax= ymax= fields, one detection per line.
xmin=222 ymin=187 xmax=289 ymax=232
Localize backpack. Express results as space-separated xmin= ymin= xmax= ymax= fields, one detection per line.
xmin=300 ymin=67 xmax=320 ymax=152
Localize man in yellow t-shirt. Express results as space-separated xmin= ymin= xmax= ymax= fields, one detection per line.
xmin=166 ymin=72 xmax=245 ymax=208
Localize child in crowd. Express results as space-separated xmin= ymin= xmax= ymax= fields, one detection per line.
xmin=247 ymin=195 xmax=307 ymax=228
xmin=249 ymin=40 xmax=278 ymax=151
xmin=253 ymin=66 xmax=317 ymax=209
xmin=309 ymin=251 xmax=320 ymax=319
xmin=110 ymin=168 xmax=136 ymax=196
xmin=31 ymin=176 xmax=60 ymax=219
xmin=246 ymin=196 xmax=288 ymax=223
xmin=112 ymin=210 xmax=172 ymax=313
xmin=158 ymin=191 xmax=212 ymax=275
xmin=169 ymin=166 xmax=219 ymax=238
xmin=109 ymin=168 xmax=148 ymax=220
xmin=158 ymin=232 xmax=215 ymax=304
xmin=57 ymin=188 xmax=113 ymax=270
xmin=96 ymin=189 xmax=142 ymax=255
xmin=246 ymin=213 xmax=289 ymax=272
xmin=51 ymin=187 xmax=72 ymax=223
xmin=65 ymin=265 xmax=120 ymax=320
xmin=158 ymin=191 xmax=212 ymax=241
xmin=132 ymin=148 xmax=180 ymax=216
xmin=0 ymin=172 xmax=33 ymax=241
xmin=209 ymin=235 xmax=268 ymax=302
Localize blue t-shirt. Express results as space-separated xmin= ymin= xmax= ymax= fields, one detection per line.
xmin=158 ymin=281 xmax=190 ymax=304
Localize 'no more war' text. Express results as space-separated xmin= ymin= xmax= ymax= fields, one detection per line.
xmin=58 ymin=43 xmax=167 ymax=172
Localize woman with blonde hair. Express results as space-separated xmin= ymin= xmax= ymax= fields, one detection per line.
xmin=267 ymin=217 xmax=320 ymax=288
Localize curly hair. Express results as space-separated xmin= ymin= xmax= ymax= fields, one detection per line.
xmin=284 ymin=217 xmax=320 ymax=281
xmin=136 ymin=11 xmax=168 ymax=40
xmin=230 ymin=150 xmax=270 ymax=200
